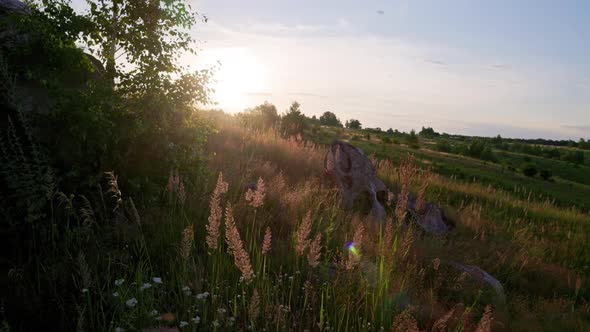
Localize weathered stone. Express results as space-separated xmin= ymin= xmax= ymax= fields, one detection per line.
xmin=450 ymin=262 xmax=506 ymax=302
xmin=407 ymin=197 xmax=450 ymax=235
xmin=324 ymin=140 xmax=388 ymax=218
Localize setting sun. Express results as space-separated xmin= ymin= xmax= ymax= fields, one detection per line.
xmin=207 ymin=47 xmax=269 ymax=111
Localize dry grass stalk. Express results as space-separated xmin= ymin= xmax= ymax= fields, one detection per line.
xmin=474 ymin=305 xmax=493 ymax=332
xmin=249 ymin=289 xmax=260 ymax=320
xmin=307 ymin=233 xmax=322 ymax=267
xmin=295 ymin=211 xmax=312 ymax=257
xmin=383 ymin=217 xmax=393 ymax=251
xmin=395 ymin=155 xmax=415 ymax=221
xmin=262 ymin=226 xmax=272 ymax=255
xmin=415 ymin=169 xmax=431 ymax=214
xmin=181 ymin=225 xmax=194 ymax=259
xmin=245 ymin=177 xmax=266 ymax=208
xmin=206 ymin=172 xmax=229 ymax=250
xmin=224 ymin=203 xmax=253 ymax=282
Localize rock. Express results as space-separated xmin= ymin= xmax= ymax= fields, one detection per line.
xmin=324 ymin=140 xmax=388 ymax=218
xmin=450 ymin=262 xmax=506 ymax=302
xmin=407 ymin=197 xmax=450 ymax=235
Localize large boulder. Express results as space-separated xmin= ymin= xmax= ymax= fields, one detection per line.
xmin=407 ymin=196 xmax=451 ymax=235
xmin=324 ymin=140 xmax=388 ymax=218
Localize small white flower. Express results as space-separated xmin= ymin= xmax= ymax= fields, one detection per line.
xmin=82 ymin=288 xmax=89 ymax=293
xmin=125 ymin=297 xmax=138 ymax=308
xmin=115 ymin=279 xmax=125 ymax=286
xmin=115 ymin=327 xmax=125 ymax=332
xmin=149 ymin=309 xmax=158 ymax=316
xmin=140 ymin=283 xmax=152 ymax=291
xmin=182 ymin=286 xmax=192 ymax=296
xmin=212 ymin=320 xmax=220 ymax=327
xmin=192 ymin=316 xmax=200 ymax=324
xmin=196 ymin=291 xmax=209 ymax=300
xmin=179 ymin=321 xmax=188 ymax=328
xmin=152 ymin=277 xmax=162 ymax=284
xmin=112 ymin=292 xmax=119 ymax=297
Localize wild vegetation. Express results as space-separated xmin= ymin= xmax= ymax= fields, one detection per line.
xmin=1 ymin=0 xmax=589 ymax=331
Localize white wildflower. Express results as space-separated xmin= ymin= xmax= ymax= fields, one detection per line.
xmin=82 ymin=288 xmax=89 ymax=293
xmin=125 ymin=297 xmax=138 ymax=308
xmin=115 ymin=279 xmax=125 ymax=286
xmin=150 ymin=309 xmax=158 ymax=316
xmin=192 ymin=316 xmax=200 ymax=324
xmin=152 ymin=277 xmax=162 ymax=284
xmin=182 ymin=286 xmax=192 ymax=296
xmin=180 ymin=321 xmax=188 ymax=328
xmin=140 ymin=283 xmax=152 ymax=291
xmin=112 ymin=292 xmax=119 ymax=297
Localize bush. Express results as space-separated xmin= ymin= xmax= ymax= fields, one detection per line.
xmin=381 ymin=136 xmax=392 ymax=144
xmin=521 ymin=163 xmax=538 ymax=177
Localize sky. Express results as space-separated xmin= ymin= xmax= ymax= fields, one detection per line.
xmin=73 ymin=0 xmax=590 ymax=140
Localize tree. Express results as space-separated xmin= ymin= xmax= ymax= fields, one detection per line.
xmin=280 ymin=101 xmax=307 ymax=136
xmin=239 ymin=101 xmax=279 ymax=131
xmin=346 ymin=119 xmax=362 ymax=129
xmin=319 ymin=111 xmax=342 ymax=127
xmin=419 ymin=126 xmax=439 ymax=138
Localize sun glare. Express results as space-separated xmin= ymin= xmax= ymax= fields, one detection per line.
xmin=209 ymin=48 xmax=269 ymax=112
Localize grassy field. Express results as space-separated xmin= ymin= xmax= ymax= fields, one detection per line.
xmin=12 ymin=117 xmax=586 ymax=331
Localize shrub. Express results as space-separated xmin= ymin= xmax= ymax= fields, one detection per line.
xmin=521 ymin=162 xmax=538 ymax=177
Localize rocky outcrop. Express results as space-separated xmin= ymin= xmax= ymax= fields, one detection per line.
xmin=324 ymin=140 xmax=388 ymax=218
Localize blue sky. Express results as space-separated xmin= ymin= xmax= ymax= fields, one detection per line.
xmin=73 ymin=0 xmax=590 ymax=139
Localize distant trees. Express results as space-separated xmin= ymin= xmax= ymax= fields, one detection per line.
xmin=419 ymin=126 xmax=439 ymax=138
xmin=280 ymin=101 xmax=307 ymax=136
xmin=319 ymin=111 xmax=343 ymax=127
xmin=238 ymin=102 xmax=280 ymax=131
xmin=346 ymin=119 xmax=362 ymax=129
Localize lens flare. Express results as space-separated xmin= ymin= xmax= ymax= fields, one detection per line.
xmin=346 ymin=242 xmax=359 ymax=257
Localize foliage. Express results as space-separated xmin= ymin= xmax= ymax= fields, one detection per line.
xmin=419 ymin=126 xmax=439 ymax=138
xmin=280 ymin=101 xmax=307 ymax=136
xmin=540 ymin=169 xmax=552 ymax=181
xmin=521 ymin=162 xmax=538 ymax=177
xmin=319 ymin=111 xmax=342 ymax=127
xmin=345 ymin=118 xmax=362 ymax=129
xmin=238 ymin=101 xmax=280 ymax=132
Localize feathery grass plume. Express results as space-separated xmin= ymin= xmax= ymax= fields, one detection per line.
xmin=346 ymin=222 xmax=365 ymax=270
xmin=415 ymin=169 xmax=431 ymax=214
xmin=178 ymin=181 xmax=186 ymax=205
xmin=395 ymin=155 xmax=415 ymax=221
xmin=165 ymin=170 xmax=178 ymax=192
xmin=249 ymin=289 xmax=260 ymax=320
xmin=307 ymin=233 xmax=322 ymax=267
xmin=575 ymin=276 xmax=582 ymax=295
xmin=295 ymin=211 xmax=312 ymax=257
xmin=79 ymin=195 xmax=96 ymax=227
xmin=432 ymin=303 xmax=464 ymax=332
xmin=206 ymin=172 xmax=229 ymax=250
xmin=105 ymin=171 xmax=123 ymax=211
xmin=383 ymin=217 xmax=393 ymax=250
xmin=391 ymin=309 xmax=419 ymax=332
xmin=181 ymin=225 xmax=194 ymax=259
xmin=224 ymin=203 xmax=253 ymax=282
xmin=474 ymin=305 xmax=493 ymax=332
xmin=245 ymin=176 xmax=266 ymax=208
xmin=262 ymin=226 xmax=272 ymax=255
